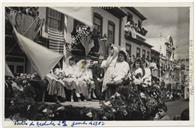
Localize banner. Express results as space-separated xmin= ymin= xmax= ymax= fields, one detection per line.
xmin=51 ymin=7 xmax=93 ymax=27
xmin=14 ymin=28 xmax=63 ymax=78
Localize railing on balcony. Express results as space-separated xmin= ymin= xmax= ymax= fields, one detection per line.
xmin=124 ymin=28 xmax=146 ymax=42
xmin=125 ymin=21 xmax=147 ymax=35
xmin=124 ymin=21 xmax=147 ymax=42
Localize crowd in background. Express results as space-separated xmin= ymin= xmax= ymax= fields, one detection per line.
xmin=4 ymin=7 xmax=188 ymax=121
xmin=5 ymin=44 xmax=184 ymax=103
xmin=44 ymin=44 xmax=159 ymax=102
xmin=5 ymin=44 xmax=187 ymax=120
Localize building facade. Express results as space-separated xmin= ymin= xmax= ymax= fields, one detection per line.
xmin=5 ymin=7 xmax=152 ymax=74
xmin=151 ymin=49 xmax=160 ymax=68
xmin=122 ymin=7 xmax=152 ymax=61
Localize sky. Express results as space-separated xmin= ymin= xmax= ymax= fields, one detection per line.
xmin=136 ymin=7 xmax=190 ymax=59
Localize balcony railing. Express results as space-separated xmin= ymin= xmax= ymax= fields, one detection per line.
xmin=124 ymin=29 xmax=146 ymax=42
xmin=124 ymin=21 xmax=147 ymax=42
xmin=125 ymin=21 xmax=147 ymax=35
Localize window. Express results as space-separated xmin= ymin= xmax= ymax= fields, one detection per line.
xmin=126 ymin=44 xmax=131 ymax=57
xmin=8 ymin=64 xmax=25 ymax=74
xmin=16 ymin=65 xmax=24 ymax=73
xmin=147 ymin=51 xmax=150 ymax=60
xmin=142 ymin=49 xmax=146 ymax=58
xmin=136 ymin=47 xmax=140 ymax=58
xmin=108 ymin=21 xmax=115 ymax=44
xmin=47 ymin=8 xmax=64 ymax=31
xmin=93 ymin=13 xmax=102 ymax=36
xmin=6 ymin=56 xmax=25 ymax=74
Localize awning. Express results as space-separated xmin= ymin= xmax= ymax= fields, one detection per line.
xmin=51 ymin=7 xmax=93 ymax=27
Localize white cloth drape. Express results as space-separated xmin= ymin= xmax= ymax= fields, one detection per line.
xmin=14 ymin=28 xmax=63 ymax=79
xmin=101 ymin=46 xmax=119 ymax=92
xmin=5 ymin=63 xmax=14 ymax=77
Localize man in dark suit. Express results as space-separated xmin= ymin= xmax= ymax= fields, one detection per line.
xmin=90 ymin=56 xmax=105 ymax=100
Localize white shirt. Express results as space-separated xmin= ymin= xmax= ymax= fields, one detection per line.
xmin=142 ymin=68 xmax=151 ymax=80
xmin=142 ymin=67 xmax=152 ymax=85
xmin=133 ymin=68 xmax=143 ymax=85
xmin=134 ymin=68 xmax=143 ymax=77
xmin=64 ymin=65 xmax=78 ymax=78
xmin=112 ymin=61 xmax=130 ymax=82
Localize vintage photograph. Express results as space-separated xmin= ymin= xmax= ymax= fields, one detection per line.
xmin=4 ymin=6 xmax=191 ymax=123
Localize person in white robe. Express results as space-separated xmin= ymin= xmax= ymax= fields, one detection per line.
xmin=63 ymin=57 xmax=78 ymax=91
xmin=142 ymin=60 xmax=152 ymax=87
xmin=103 ymin=50 xmax=130 ymax=99
xmin=109 ymin=50 xmax=130 ymax=84
xmin=101 ymin=45 xmax=119 ymax=93
xmin=46 ymin=67 xmax=66 ymax=103
xmin=76 ymin=60 xmax=95 ymax=100
xmin=132 ymin=59 xmax=144 ymax=85
xmin=63 ymin=56 xmax=80 ymax=101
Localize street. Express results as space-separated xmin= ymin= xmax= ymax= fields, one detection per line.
xmin=166 ymin=99 xmax=189 ymax=119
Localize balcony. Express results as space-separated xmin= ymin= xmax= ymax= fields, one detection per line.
xmin=125 ymin=33 xmax=152 ymax=49
xmin=125 ymin=21 xmax=147 ymax=35
xmin=124 ymin=26 xmax=146 ymax=42
xmin=124 ymin=21 xmax=148 ymax=42
xmin=124 ymin=25 xmax=153 ymax=48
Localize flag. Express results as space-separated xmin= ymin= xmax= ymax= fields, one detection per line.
xmin=80 ymin=34 xmax=94 ymax=55
xmin=50 ymin=7 xmax=93 ymax=27
xmin=15 ymin=13 xmax=42 ymax=40
xmin=7 ymin=9 xmax=44 ymax=40
xmin=5 ymin=63 xmax=14 ymax=77
xmin=48 ymin=27 xmax=65 ymax=53
xmin=13 ymin=28 xmax=63 ymax=79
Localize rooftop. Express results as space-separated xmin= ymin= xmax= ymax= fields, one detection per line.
xmin=126 ymin=7 xmax=146 ymax=20
xmin=103 ymin=7 xmax=127 ymax=18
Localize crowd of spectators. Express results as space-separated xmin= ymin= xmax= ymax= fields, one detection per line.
xmin=5 ymin=45 xmax=187 ymax=120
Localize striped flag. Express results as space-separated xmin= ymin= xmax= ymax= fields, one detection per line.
xmin=13 ymin=27 xmax=63 ymax=79
xmin=48 ymin=27 xmax=65 ymax=53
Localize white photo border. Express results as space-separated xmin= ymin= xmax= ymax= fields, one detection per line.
xmin=1 ymin=1 xmax=194 ymax=127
